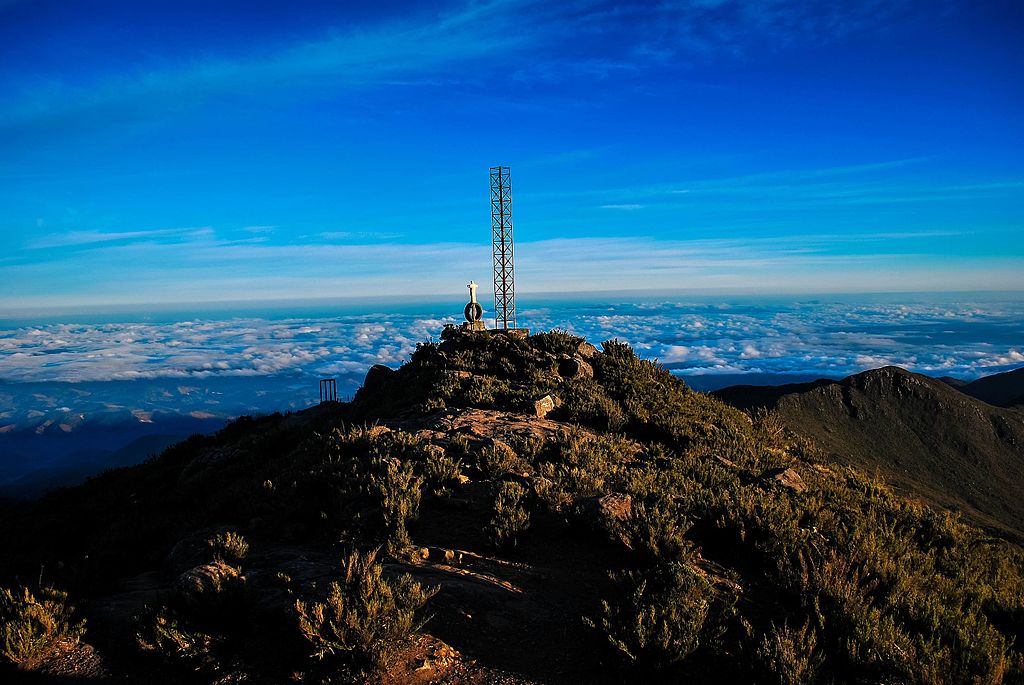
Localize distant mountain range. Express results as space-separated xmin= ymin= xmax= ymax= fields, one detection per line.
xmin=713 ymin=365 xmax=1024 ymax=539
xmin=0 ymin=415 xmax=224 ymax=499
xmin=0 ymin=374 xmax=338 ymax=498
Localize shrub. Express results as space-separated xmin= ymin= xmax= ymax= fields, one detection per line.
xmin=591 ymin=562 xmax=717 ymax=672
xmin=295 ymin=548 xmax=437 ymax=673
xmin=143 ymin=606 xmax=213 ymax=665
xmin=489 ymin=481 xmax=531 ymax=549
xmin=480 ymin=441 xmax=530 ymax=480
xmin=207 ymin=530 xmax=249 ymax=565
xmin=0 ymin=584 xmax=86 ymax=667
xmin=421 ymin=447 xmax=463 ymax=495
xmin=557 ymin=378 xmax=627 ymax=431
xmin=137 ymin=561 xmax=251 ymax=670
xmin=371 ymin=458 xmax=423 ymax=548
xmin=540 ymin=429 xmax=634 ymax=501
xmin=619 ymin=502 xmax=693 ymax=565
xmin=757 ymin=620 xmax=824 ymax=685
xmin=752 ymin=408 xmax=787 ymax=450
xmin=529 ymin=329 xmax=585 ymax=356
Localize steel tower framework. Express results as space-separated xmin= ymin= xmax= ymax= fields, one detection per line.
xmin=490 ymin=165 xmax=516 ymax=329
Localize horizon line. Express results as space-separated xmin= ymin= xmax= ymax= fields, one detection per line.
xmin=2 ymin=287 xmax=1023 ymax=319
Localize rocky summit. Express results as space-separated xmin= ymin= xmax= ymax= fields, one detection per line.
xmin=1 ymin=328 xmax=1022 ymax=684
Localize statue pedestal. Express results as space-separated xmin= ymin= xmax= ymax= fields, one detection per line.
xmin=461 ymin=321 xmax=487 ymax=332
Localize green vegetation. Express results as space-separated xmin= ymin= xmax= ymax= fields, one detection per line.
xmin=488 ymin=481 xmax=531 ymax=549
xmin=755 ymin=619 xmax=824 ymax=685
xmin=0 ymin=328 xmax=1021 ymax=682
xmin=0 ymin=584 xmax=85 ymax=667
xmin=295 ymin=548 xmax=436 ymax=675
xmin=207 ymin=530 xmax=249 ymax=565
xmin=421 ymin=447 xmax=463 ymax=495
xmin=591 ymin=561 xmax=721 ymax=671
xmin=372 ymin=458 xmax=423 ymax=549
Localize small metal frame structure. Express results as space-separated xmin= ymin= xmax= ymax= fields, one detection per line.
xmin=490 ymin=165 xmax=516 ymax=329
xmin=319 ymin=378 xmax=337 ymax=403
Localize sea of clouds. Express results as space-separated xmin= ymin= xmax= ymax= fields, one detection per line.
xmin=1 ymin=295 xmax=1022 ymax=428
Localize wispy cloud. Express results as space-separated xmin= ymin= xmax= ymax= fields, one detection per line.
xmin=522 ymin=157 xmax=1024 ymax=216
xmin=3 ymin=228 xmax=1022 ymax=308
xmin=0 ymin=1 xmax=926 ymax=135
xmin=319 ymin=231 xmax=404 ymax=241
xmin=0 ymin=1 xmax=532 ymax=133
xmin=27 ymin=227 xmax=212 ymax=249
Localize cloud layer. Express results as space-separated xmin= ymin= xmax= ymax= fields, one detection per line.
xmin=1 ymin=293 xmax=1021 ymax=437
xmin=2 ymin=293 xmax=1021 ymax=385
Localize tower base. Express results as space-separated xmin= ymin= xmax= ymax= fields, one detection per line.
xmin=488 ymin=327 xmax=529 ymax=339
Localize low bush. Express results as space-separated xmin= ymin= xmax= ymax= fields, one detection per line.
xmin=489 ymin=481 xmax=531 ymax=549
xmin=207 ymin=530 xmax=249 ymax=565
xmin=619 ymin=501 xmax=693 ymax=565
xmin=295 ymin=548 xmax=437 ymax=674
xmin=591 ymin=562 xmax=720 ymax=673
xmin=557 ymin=377 xmax=627 ymax=431
xmin=480 ymin=441 xmax=530 ymax=480
xmin=529 ymin=328 xmax=585 ymax=356
xmin=0 ymin=584 xmax=86 ymax=668
xmin=142 ymin=606 xmax=214 ymax=666
xmin=371 ymin=458 xmax=423 ymax=549
xmin=420 ymin=447 xmax=463 ymax=495
xmin=756 ymin=620 xmax=823 ymax=685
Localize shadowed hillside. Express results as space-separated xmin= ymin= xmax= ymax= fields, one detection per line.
xmin=1 ymin=329 xmax=1022 ymax=684
xmin=714 ymin=366 xmax=1024 ymax=539
xmin=960 ymin=366 xmax=1024 ymax=408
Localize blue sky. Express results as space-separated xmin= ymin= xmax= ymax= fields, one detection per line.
xmin=1 ymin=0 xmax=1022 ymax=308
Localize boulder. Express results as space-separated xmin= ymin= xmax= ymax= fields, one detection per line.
xmin=596 ymin=493 xmax=632 ymax=522
xmin=761 ymin=467 xmax=807 ymax=493
xmin=534 ymin=394 xmax=557 ymax=418
xmin=576 ymin=341 xmax=599 ymax=360
xmin=175 ymin=561 xmax=243 ymax=608
xmin=363 ymin=364 xmax=395 ymax=392
xmin=558 ymin=356 xmax=594 ymax=379
xmin=578 ymin=493 xmax=633 ymax=538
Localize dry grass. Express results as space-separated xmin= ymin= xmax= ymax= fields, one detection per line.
xmin=0 ymin=584 xmax=85 ymax=668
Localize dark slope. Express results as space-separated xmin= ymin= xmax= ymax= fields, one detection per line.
xmin=960 ymin=366 xmax=1024 ymax=408
xmin=715 ymin=366 xmax=1024 ymax=538
xmin=712 ymin=377 xmax=834 ymax=413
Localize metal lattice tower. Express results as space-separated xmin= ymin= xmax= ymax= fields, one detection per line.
xmin=490 ymin=166 xmax=516 ymax=329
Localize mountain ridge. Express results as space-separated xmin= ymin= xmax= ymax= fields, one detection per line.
xmin=960 ymin=366 xmax=1024 ymax=408
xmin=713 ymin=364 xmax=1024 ymax=539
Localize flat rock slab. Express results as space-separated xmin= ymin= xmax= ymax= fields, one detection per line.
xmin=390 ymin=407 xmax=579 ymax=445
